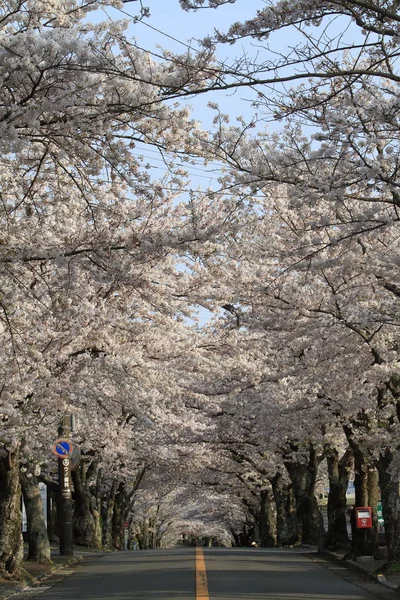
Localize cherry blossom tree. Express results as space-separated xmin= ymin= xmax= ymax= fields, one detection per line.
xmin=0 ymin=0 xmax=220 ymax=576
xmin=164 ymin=0 xmax=400 ymax=559
xmin=3 ymin=0 xmax=400 ymax=576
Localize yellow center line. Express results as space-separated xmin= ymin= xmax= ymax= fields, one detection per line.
xmin=196 ymin=547 xmax=210 ymax=600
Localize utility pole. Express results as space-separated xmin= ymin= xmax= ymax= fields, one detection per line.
xmin=58 ymin=414 xmax=73 ymax=556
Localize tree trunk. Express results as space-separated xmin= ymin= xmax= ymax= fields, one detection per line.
xmin=271 ymin=472 xmax=301 ymax=546
xmin=142 ymin=517 xmax=150 ymax=550
xmin=101 ymin=479 xmax=118 ymax=550
xmin=375 ymin=377 xmax=400 ymax=563
xmin=349 ymin=442 xmax=374 ymax=557
xmin=20 ymin=470 xmax=51 ymax=563
xmin=258 ymin=489 xmax=276 ymax=547
xmin=149 ymin=506 xmax=160 ymax=549
xmin=343 ymin=419 xmax=379 ymax=557
xmin=71 ymin=460 xmax=102 ymax=549
xmin=48 ymin=490 xmax=58 ymax=543
xmin=284 ymin=444 xmax=325 ymax=546
xmin=111 ymin=482 xmax=126 ymax=550
xmin=367 ymin=468 xmax=381 ymax=557
xmin=325 ymin=446 xmax=352 ymax=550
xmin=0 ymin=448 xmax=23 ymax=577
xmin=378 ymin=450 xmax=400 ymax=563
xmin=149 ymin=515 xmax=158 ymax=550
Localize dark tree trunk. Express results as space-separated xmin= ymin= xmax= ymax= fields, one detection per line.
xmin=233 ymin=515 xmax=253 ymax=547
xmin=378 ymin=450 xmax=400 ymax=563
xmin=348 ymin=441 xmax=376 ymax=557
xmin=142 ymin=517 xmax=150 ymax=550
xmin=71 ymin=460 xmax=102 ymax=549
xmin=101 ymin=480 xmax=118 ymax=550
xmin=102 ymin=468 xmax=146 ymax=550
xmin=353 ymin=448 xmax=369 ymax=507
xmin=367 ymin=469 xmax=381 ymax=557
xmin=20 ymin=470 xmax=51 ymax=563
xmin=284 ymin=444 xmax=325 ymax=546
xmin=149 ymin=512 xmax=159 ymax=549
xmin=47 ymin=489 xmax=59 ymax=543
xmin=233 ymin=525 xmax=251 ymax=547
xmin=149 ymin=506 xmax=161 ymax=549
xmin=271 ymin=472 xmax=301 ymax=546
xmin=324 ymin=446 xmax=353 ymax=550
xmin=112 ymin=482 xmax=126 ymax=550
xmin=232 ymin=532 xmax=240 ymax=547
xmin=0 ymin=448 xmax=23 ymax=577
xmin=258 ymin=489 xmax=276 ymax=547
xmin=375 ymin=377 xmax=400 ymax=563
xmin=343 ymin=416 xmax=380 ymax=558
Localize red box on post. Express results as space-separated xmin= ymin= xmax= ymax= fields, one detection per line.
xmin=355 ymin=506 xmax=372 ymax=529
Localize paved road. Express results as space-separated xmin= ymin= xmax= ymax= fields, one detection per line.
xmin=28 ymin=547 xmax=398 ymax=600
xmin=203 ymin=548 xmax=394 ymax=599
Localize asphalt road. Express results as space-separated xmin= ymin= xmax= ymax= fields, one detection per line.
xmin=27 ymin=547 xmax=399 ymax=600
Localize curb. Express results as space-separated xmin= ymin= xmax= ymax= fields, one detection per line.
xmin=317 ymin=548 xmax=399 ymax=592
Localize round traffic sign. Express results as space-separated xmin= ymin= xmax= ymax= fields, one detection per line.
xmin=52 ymin=438 xmax=73 ymax=458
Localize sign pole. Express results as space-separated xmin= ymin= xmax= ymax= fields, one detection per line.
xmin=363 ymin=529 xmax=368 ymax=557
xmin=58 ymin=415 xmax=73 ymax=556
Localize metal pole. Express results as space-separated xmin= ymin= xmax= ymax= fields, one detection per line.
xmin=58 ymin=415 xmax=73 ymax=556
xmin=363 ymin=529 xmax=368 ymax=557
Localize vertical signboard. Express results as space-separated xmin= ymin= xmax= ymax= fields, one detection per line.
xmin=53 ymin=437 xmax=74 ymax=557
xmin=58 ymin=455 xmax=73 ymax=555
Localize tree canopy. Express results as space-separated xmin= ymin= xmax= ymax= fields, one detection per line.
xmin=1 ymin=0 xmax=400 ymax=572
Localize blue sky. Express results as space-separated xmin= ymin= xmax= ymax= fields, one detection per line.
xmin=103 ymin=1 xmax=360 ymax=136
xmin=118 ymin=0 xmax=265 ymax=55
xmin=99 ymin=0 xmax=283 ymax=188
xmin=102 ymin=0 xmax=278 ymax=129
xmin=100 ymin=1 xmax=361 ymax=120
xmin=94 ymin=1 xmax=361 ymax=323
xmin=95 ymin=0 xmax=362 ymax=207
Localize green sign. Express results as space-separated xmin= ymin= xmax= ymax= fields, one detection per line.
xmin=377 ymin=501 xmax=384 ymax=525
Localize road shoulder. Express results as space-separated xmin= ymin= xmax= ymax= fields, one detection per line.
xmin=0 ymin=549 xmax=105 ymax=600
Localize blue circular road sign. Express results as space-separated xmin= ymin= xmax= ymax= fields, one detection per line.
xmin=52 ymin=438 xmax=73 ymax=458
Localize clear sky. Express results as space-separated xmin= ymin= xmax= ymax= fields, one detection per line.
xmin=117 ymin=0 xmax=266 ymax=55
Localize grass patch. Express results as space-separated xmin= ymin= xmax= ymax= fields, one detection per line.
xmin=380 ymin=561 xmax=400 ymax=576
